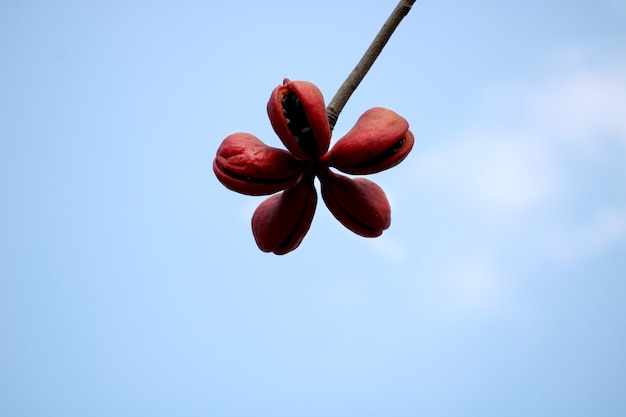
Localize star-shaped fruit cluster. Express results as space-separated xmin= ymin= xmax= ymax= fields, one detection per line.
xmin=213 ymin=79 xmax=414 ymax=254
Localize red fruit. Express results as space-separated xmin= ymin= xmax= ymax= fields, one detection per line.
xmin=213 ymin=133 xmax=302 ymax=196
xmin=322 ymin=107 xmax=414 ymax=174
xmin=251 ymin=178 xmax=317 ymax=255
xmin=267 ymin=79 xmax=331 ymax=161
xmin=320 ymin=169 xmax=391 ymax=237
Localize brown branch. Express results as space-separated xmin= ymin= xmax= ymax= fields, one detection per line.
xmin=326 ymin=0 xmax=417 ymax=132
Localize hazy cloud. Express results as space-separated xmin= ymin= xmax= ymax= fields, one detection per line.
xmin=411 ymin=50 xmax=626 ymax=222
xmin=402 ymin=48 xmax=626 ymax=320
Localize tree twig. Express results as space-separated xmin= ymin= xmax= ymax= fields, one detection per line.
xmin=326 ymin=0 xmax=417 ymax=132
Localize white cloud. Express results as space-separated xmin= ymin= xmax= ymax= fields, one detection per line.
xmin=446 ymin=259 xmax=509 ymax=313
xmin=524 ymin=69 xmax=626 ymax=149
xmin=412 ymin=51 xmax=626 ymax=220
xmin=543 ymin=207 xmax=626 ymax=261
xmin=364 ymin=234 xmax=408 ymax=262
xmin=311 ymin=275 xmax=383 ymax=325
xmin=413 ymin=130 xmax=558 ymax=217
xmin=403 ymin=47 xmax=626 ymax=317
xmin=410 ymin=258 xmax=516 ymax=320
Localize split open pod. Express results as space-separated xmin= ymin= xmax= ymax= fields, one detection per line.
xmin=322 ymin=107 xmax=414 ymax=174
xmin=213 ymin=133 xmax=302 ymax=196
xmin=213 ymin=79 xmax=415 ymax=254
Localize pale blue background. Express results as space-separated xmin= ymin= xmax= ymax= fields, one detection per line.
xmin=2 ymin=1 xmax=626 ymax=416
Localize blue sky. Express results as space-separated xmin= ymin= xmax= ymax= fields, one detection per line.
xmin=1 ymin=0 xmax=626 ymax=416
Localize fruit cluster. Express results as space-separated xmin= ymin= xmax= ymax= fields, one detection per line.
xmin=214 ymin=79 xmax=414 ymax=254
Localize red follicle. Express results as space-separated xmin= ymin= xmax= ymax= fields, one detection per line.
xmin=322 ymin=107 xmax=414 ymax=174
xmin=267 ymin=79 xmax=331 ymax=161
xmin=319 ymin=169 xmax=391 ymax=237
xmin=213 ymin=133 xmax=302 ymax=196
xmin=251 ymin=177 xmax=317 ymax=254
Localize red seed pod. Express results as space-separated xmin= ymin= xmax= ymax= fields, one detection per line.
xmin=251 ymin=178 xmax=317 ymax=255
xmin=267 ymin=79 xmax=331 ymax=161
xmin=213 ymin=132 xmax=302 ymax=196
xmin=320 ymin=169 xmax=391 ymax=237
xmin=322 ymin=107 xmax=414 ymax=174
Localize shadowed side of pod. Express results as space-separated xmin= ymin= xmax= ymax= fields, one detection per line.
xmin=251 ymin=178 xmax=317 ymax=255
xmin=319 ymin=169 xmax=391 ymax=237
